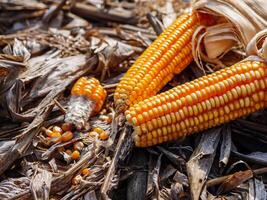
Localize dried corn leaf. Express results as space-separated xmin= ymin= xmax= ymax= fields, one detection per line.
xmin=0 ymin=177 xmax=30 ymax=199
xmin=0 ymin=0 xmax=46 ymax=10
xmin=246 ymin=29 xmax=267 ymax=60
xmin=192 ymin=0 xmax=267 ymax=62
xmin=186 ymin=127 xmax=221 ymax=200
xmin=30 ymin=169 xmax=52 ymax=200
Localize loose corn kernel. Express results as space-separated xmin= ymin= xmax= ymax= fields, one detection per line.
xmin=99 ymin=131 xmax=109 ymax=140
xmin=88 ymin=131 xmax=98 ymax=138
xmin=50 ymin=131 xmax=62 ymax=138
xmin=61 ymin=131 xmax=74 ymax=142
xmin=114 ymin=12 xmax=199 ymax=112
xmin=52 ymin=126 xmax=63 ymax=134
xmin=61 ymin=123 xmax=72 ymax=131
xmin=71 ymin=150 xmax=80 ymax=160
xmin=44 ymin=129 xmax=53 ymax=137
xmin=93 ymin=127 xmax=104 ymax=134
xmin=50 ymin=131 xmax=61 ymax=143
xmin=126 ymin=60 xmax=267 ymax=147
xmin=81 ymin=168 xmax=91 ymax=176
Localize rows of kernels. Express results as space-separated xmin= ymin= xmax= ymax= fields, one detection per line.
xmin=71 ymin=77 xmax=107 ymax=112
xmin=126 ymin=61 xmax=266 ymax=123
xmin=114 ymin=12 xmax=199 ymax=112
xmin=125 ymin=60 xmax=267 ymax=147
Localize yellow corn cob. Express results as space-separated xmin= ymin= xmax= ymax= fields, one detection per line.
xmin=71 ymin=77 xmax=107 ymax=113
xmin=114 ymin=12 xmax=199 ymax=112
xmin=125 ymin=60 xmax=267 ymax=147
xmin=65 ymin=77 xmax=107 ymax=129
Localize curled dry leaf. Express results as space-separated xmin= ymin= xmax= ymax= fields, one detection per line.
xmin=246 ymin=29 xmax=267 ymax=60
xmin=192 ymin=0 xmax=267 ymax=63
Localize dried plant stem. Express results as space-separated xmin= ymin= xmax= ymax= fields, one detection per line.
xmin=207 ymin=167 xmax=267 ymax=187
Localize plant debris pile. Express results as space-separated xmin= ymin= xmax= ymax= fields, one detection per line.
xmin=0 ymin=0 xmax=266 ymax=200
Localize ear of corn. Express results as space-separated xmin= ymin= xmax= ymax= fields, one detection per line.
xmin=65 ymin=77 xmax=107 ymax=129
xmin=114 ymin=12 xmax=199 ymax=112
xmin=125 ymin=60 xmax=267 ymax=147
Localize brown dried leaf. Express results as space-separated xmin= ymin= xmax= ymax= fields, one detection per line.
xmin=90 ymin=36 xmax=138 ymax=80
xmin=0 ymin=177 xmax=30 ymax=199
xmin=217 ymin=170 xmax=253 ymax=194
xmin=30 ymin=169 xmax=52 ymax=200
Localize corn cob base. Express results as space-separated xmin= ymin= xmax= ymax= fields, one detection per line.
xmin=126 ymin=60 xmax=267 ymax=147
xmin=65 ymin=77 xmax=107 ymax=130
xmin=65 ymin=96 xmax=95 ymax=130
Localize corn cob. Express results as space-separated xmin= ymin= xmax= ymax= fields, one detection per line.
xmin=65 ymin=77 xmax=107 ymax=130
xmin=114 ymin=12 xmax=199 ymax=112
xmin=125 ymin=60 xmax=267 ymax=147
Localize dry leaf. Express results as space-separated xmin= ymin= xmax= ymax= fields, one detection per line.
xmin=217 ymin=170 xmax=253 ymax=194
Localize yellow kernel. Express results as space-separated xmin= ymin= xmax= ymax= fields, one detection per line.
xmin=252 ymin=94 xmax=259 ymax=102
xmin=72 ymin=150 xmax=80 ymax=160
xmin=44 ymin=129 xmax=53 ymax=137
xmin=99 ymin=131 xmax=109 ymax=140
xmin=61 ymin=123 xmax=72 ymax=131
xmin=53 ymin=126 xmax=63 ymax=134
xmin=61 ymin=131 xmax=74 ymax=142
xmin=93 ymin=127 xmax=104 ymax=134
xmin=81 ymin=168 xmax=91 ymax=176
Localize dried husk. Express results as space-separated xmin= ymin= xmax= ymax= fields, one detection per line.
xmin=246 ymin=29 xmax=267 ymax=60
xmin=192 ymin=0 xmax=267 ymax=66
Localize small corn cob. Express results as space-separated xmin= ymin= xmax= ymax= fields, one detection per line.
xmin=65 ymin=77 xmax=107 ymax=130
xmin=114 ymin=12 xmax=199 ymax=112
xmin=125 ymin=60 xmax=267 ymax=147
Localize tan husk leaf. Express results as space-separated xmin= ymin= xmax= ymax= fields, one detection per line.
xmin=246 ymin=29 xmax=267 ymax=60
xmin=192 ymin=0 xmax=267 ymax=64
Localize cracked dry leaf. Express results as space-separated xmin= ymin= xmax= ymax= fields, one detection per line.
xmin=187 ymin=127 xmax=222 ymax=200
